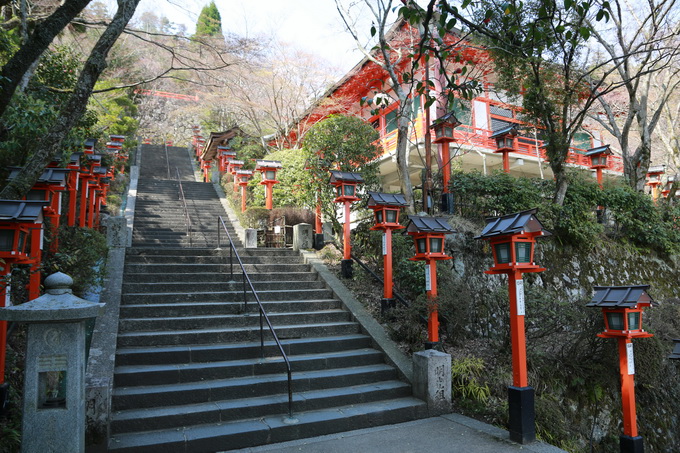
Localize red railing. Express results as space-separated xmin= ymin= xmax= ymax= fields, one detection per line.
xmin=378 ymin=120 xmax=624 ymax=174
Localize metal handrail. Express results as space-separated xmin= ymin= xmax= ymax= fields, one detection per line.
xmin=216 ymin=216 xmax=294 ymax=418
xmin=177 ymin=167 xmax=193 ymax=247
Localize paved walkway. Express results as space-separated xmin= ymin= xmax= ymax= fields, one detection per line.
xmin=229 ymin=413 xmax=566 ymax=453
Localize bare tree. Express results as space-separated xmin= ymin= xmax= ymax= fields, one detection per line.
xmin=589 ymin=0 xmax=680 ymax=191
xmin=0 ymin=0 xmax=143 ymax=199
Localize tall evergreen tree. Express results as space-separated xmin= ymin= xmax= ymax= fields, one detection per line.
xmin=195 ymin=2 xmax=223 ymax=38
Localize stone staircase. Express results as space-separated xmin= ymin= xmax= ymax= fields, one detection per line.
xmin=108 ymin=144 xmax=427 ymax=452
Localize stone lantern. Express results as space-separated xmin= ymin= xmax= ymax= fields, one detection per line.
xmin=475 ymin=208 xmax=551 ymax=444
xmin=587 ymin=285 xmax=656 ymax=453
xmin=406 ymin=216 xmax=455 ymax=348
xmin=0 ymin=272 xmax=103 ymax=453
xmin=490 ymin=125 xmax=518 ymax=173
xmin=367 ymin=192 xmax=407 ymax=312
xmin=329 ymin=171 xmax=363 ymax=278
xmin=255 ymin=160 xmax=283 ymax=210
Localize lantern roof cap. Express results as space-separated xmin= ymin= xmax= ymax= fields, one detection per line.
xmin=0 ymin=200 xmax=48 ymax=222
xmin=670 ymin=339 xmax=680 ymax=360
xmin=431 ymin=110 xmax=461 ymax=128
xmin=406 ymin=216 xmax=455 ymax=234
xmin=84 ymin=138 xmax=97 ymax=148
xmin=217 ymin=145 xmax=232 ymax=150
xmin=586 ymin=285 xmax=656 ymax=309
xmin=109 ymin=134 xmax=126 ymax=140
xmin=7 ymin=167 xmax=70 ymax=185
xmin=255 ymin=160 xmax=283 ymax=170
xmin=490 ymin=125 xmax=518 ymax=139
xmin=93 ymin=166 xmax=108 ymax=175
xmin=647 ymin=164 xmax=666 ymax=175
xmin=366 ymin=191 xmax=407 ymax=208
xmin=475 ymin=208 xmax=551 ymax=239
xmin=585 ymin=145 xmax=611 ymax=156
xmin=329 ymin=170 xmax=364 ymax=184
xmin=229 ymin=160 xmax=244 ymax=166
xmin=235 ymin=169 xmax=253 ymax=176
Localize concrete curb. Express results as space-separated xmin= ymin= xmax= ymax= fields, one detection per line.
xmin=299 ymin=250 xmax=413 ymax=383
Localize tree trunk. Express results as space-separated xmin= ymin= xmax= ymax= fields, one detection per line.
xmin=0 ymin=0 xmax=142 ymax=200
xmin=0 ymin=0 xmax=92 ymax=119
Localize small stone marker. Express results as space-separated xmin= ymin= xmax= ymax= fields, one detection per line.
xmin=413 ymin=349 xmax=451 ymax=415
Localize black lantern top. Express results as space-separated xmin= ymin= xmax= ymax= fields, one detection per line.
xmin=490 ymin=125 xmax=518 ymax=147
xmin=366 ymin=192 xmax=408 ymax=209
xmin=475 ymin=208 xmax=551 ymax=240
xmin=406 ymin=216 xmax=455 ymax=234
xmin=670 ymin=339 xmax=680 ymax=360
xmin=84 ymin=138 xmax=97 ymax=151
xmin=585 ymin=145 xmax=611 ymax=168
xmin=329 ymin=170 xmax=364 ymax=185
xmin=431 ymin=110 xmax=461 ymax=144
xmin=586 ymin=285 xmax=656 ymax=310
xmin=7 ymin=167 xmax=70 ymax=187
xmin=0 ymin=200 xmax=47 ymax=223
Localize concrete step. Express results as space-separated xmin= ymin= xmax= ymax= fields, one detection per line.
xmin=126 ymin=247 xmax=299 ymax=257
xmin=114 ymin=348 xmax=384 ymax=387
xmin=110 ymin=380 xmax=413 ymax=434
xmin=114 ymin=335 xmax=373 ymax=367
xmin=123 ymin=263 xmax=311 ymax=274
xmin=120 ymin=288 xmax=335 ymax=304
xmin=118 ymin=309 xmax=350 ymax=332
xmin=116 ymin=321 xmax=361 ymax=347
xmin=111 ymin=363 xmax=398 ymax=411
xmin=124 ymin=254 xmax=302 ymax=265
xmin=121 ymin=280 xmax=326 ymax=293
xmin=122 ymin=271 xmax=318 ymax=284
xmin=108 ymin=397 xmax=427 ymax=453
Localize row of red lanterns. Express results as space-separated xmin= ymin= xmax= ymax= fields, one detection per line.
xmin=0 ymin=135 xmax=123 ymax=410
xmin=334 ymin=168 xmax=664 ymax=451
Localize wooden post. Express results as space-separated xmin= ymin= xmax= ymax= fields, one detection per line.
xmin=426 ymin=259 xmax=439 ymax=344
xmin=618 ymin=337 xmax=638 ymax=438
xmin=343 ymin=201 xmax=351 ymax=260
xmin=508 ymin=270 xmax=528 ymax=387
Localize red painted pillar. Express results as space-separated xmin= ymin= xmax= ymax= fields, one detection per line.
xmin=241 ymin=184 xmax=247 ymax=213
xmin=78 ymin=178 xmax=89 ymax=228
xmin=441 ymin=142 xmax=451 ymax=192
xmin=383 ymin=229 xmax=393 ymax=299
xmin=67 ymin=173 xmax=78 ymax=227
xmin=87 ymin=184 xmax=98 ymax=229
xmin=315 ymin=201 xmax=322 ymax=235
xmin=596 ymin=168 xmax=604 ymax=189
xmin=343 ymin=201 xmax=351 ymax=260
xmin=618 ymin=337 xmax=638 ymax=437
xmin=264 ymin=183 xmax=274 ymax=210
xmin=0 ymin=263 xmax=9 ymax=385
xmin=27 ymin=227 xmax=42 ymax=301
xmin=502 ymin=151 xmax=511 ymax=174
xmin=426 ymin=258 xmax=439 ymax=343
xmin=508 ymin=270 xmax=528 ymax=388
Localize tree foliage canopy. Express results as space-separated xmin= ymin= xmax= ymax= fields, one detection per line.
xmin=195 ymin=2 xmax=223 ymax=38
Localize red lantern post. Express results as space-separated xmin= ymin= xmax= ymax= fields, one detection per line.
xmin=367 ymin=192 xmax=407 ymax=313
xmin=235 ymin=170 xmax=253 ymax=213
xmin=491 ymin=125 xmax=519 ymax=174
xmin=587 ymin=285 xmax=656 ymax=453
xmin=329 ymin=171 xmax=363 ymax=278
xmin=475 ymin=208 xmax=551 ymax=444
xmin=406 ymin=216 xmax=455 ymax=348
xmin=0 ymin=200 xmax=48 ymax=409
xmin=255 ymin=160 xmax=282 ymax=210
xmin=646 ymin=165 xmax=666 ymax=201
xmin=431 ymin=111 xmax=461 ymax=212
xmin=586 ymin=145 xmax=612 ymax=189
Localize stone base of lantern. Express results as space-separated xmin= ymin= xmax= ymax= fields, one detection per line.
xmin=380 ymin=298 xmax=396 ymax=315
xmin=313 ymin=233 xmax=325 ymax=250
xmin=508 ymin=386 xmax=536 ymax=444
xmin=341 ymin=259 xmax=353 ymax=279
xmin=0 ymin=382 xmax=9 ymax=416
xmin=620 ymin=435 xmax=644 ymax=453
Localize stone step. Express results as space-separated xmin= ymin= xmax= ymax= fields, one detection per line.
xmin=120 ymin=288 xmax=334 ymax=304
xmin=110 ymin=380 xmax=413 ymax=434
xmin=121 ymin=271 xmax=318 ymax=284
xmin=116 ymin=321 xmax=360 ymax=347
xmin=123 ymin=263 xmax=311 ymax=274
xmin=115 ymin=335 xmax=373 ymax=367
xmin=108 ymin=397 xmax=427 ymax=453
xmin=118 ymin=309 xmax=350 ymax=333
xmin=124 ymin=254 xmax=302 ymax=265
xmin=122 ymin=280 xmax=326 ymax=293
xmin=126 ymin=247 xmax=298 ymax=257
xmin=111 ymin=363 xmax=398 ymax=411
xmin=114 ymin=348 xmax=384 ymax=387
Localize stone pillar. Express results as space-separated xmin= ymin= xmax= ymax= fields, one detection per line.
xmin=293 ymin=223 xmax=313 ymax=251
xmin=322 ymin=221 xmax=334 ymax=243
xmin=0 ymin=273 xmax=103 ymax=453
xmin=245 ymin=228 xmax=258 ymax=248
xmin=413 ymin=349 xmax=451 ymax=416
